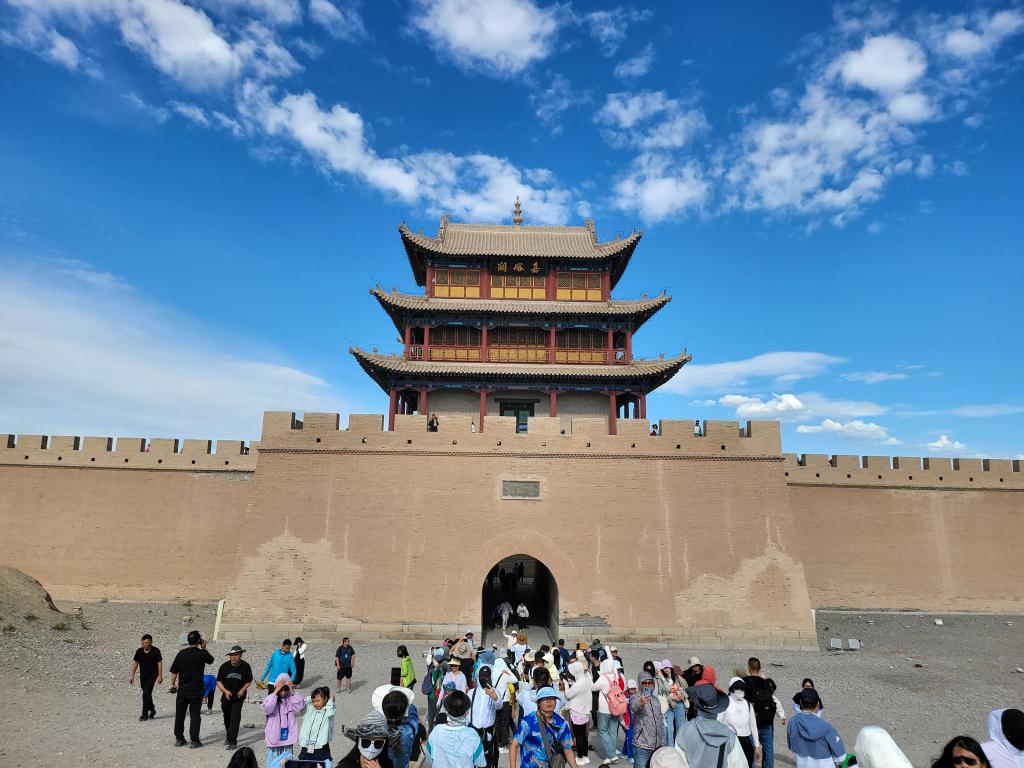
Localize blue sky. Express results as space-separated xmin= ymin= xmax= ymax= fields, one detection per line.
xmin=1 ymin=0 xmax=1022 ymax=459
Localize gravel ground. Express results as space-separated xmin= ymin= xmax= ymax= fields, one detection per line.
xmin=0 ymin=599 xmax=1021 ymax=767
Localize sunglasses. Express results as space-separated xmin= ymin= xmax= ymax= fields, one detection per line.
xmin=953 ymin=757 xmax=980 ymax=767
xmin=360 ymin=738 xmax=387 ymax=749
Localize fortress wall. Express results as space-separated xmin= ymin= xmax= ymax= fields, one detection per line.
xmin=221 ymin=411 xmax=814 ymax=647
xmin=0 ymin=465 xmax=253 ymax=600
xmin=785 ymin=453 xmax=1024 ymax=612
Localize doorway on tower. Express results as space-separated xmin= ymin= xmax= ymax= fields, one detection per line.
xmin=482 ymin=555 xmax=558 ymax=647
xmin=499 ymin=402 xmax=535 ymax=433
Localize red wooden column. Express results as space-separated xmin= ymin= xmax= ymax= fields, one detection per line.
xmin=548 ymin=327 xmax=555 ymax=362
xmin=625 ymin=329 xmax=632 ymax=363
xmin=606 ymin=328 xmax=614 ymax=363
xmin=481 ymin=325 xmax=489 ymax=362
xmin=423 ymin=325 xmax=431 ymax=361
xmin=546 ymin=263 xmax=556 ymax=300
xmin=404 ymin=325 xmax=411 ymax=358
xmin=425 ymin=264 xmax=434 ymax=297
xmin=640 ymin=394 xmax=647 ymax=419
xmin=608 ymin=391 xmax=618 ymax=435
xmin=388 ymin=388 xmax=398 ymax=431
xmin=419 ymin=387 xmax=427 ymax=416
xmin=481 ymin=262 xmax=490 ymax=299
xmin=601 ymin=270 xmax=611 ymax=300
xmin=478 ymin=389 xmax=488 ymax=433
xmin=549 ymin=390 xmax=558 ymax=416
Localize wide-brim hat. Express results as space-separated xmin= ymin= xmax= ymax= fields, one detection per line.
xmin=688 ymin=683 xmax=729 ymax=715
xmin=226 ymin=645 xmax=245 ymax=655
xmin=343 ymin=710 xmax=400 ymax=748
xmin=371 ymin=684 xmax=415 ymax=714
xmin=687 ymin=656 xmax=702 ymax=667
xmin=448 ymin=658 xmax=462 ymax=667
xmin=535 ymin=686 xmax=559 ymax=701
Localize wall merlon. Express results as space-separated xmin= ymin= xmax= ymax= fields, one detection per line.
xmin=82 ymin=437 xmax=113 ymax=452
xmin=953 ymin=458 xmax=983 ymax=472
xmin=216 ymin=440 xmax=245 ymax=456
xmin=659 ymin=419 xmax=700 ymax=440
xmin=182 ymin=439 xmax=212 ymax=455
xmin=1 ymin=434 xmax=13 ymax=449
xmin=702 ymin=420 xmax=739 ymax=440
xmin=924 ymin=457 xmax=951 ymax=472
xmin=800 ymin=454 xmax=831 ymax=467
xmin=893 ymin=456 xmax=923 ymax=470
xmin=149 ymin=438 xmax=179 ymax=455
xmin=50 ymin=436 xmax=81 ymax=452
xmin=984 ymin=459 xmax=1013 ymax=473
xmin=302 ymin=412 xmax=340 ymax=432
xmin=261 ymin=411 xmax=301 ymax=441
xmin=863 ymin=455 xmax=892 ymax=470
xmin=17 ymin=435 xmax=47 ymax=450
xmin=116 ymin=437 xmax=146 ymax=453
xmin=615 ymin=419 xmax=650 ymax=438
xmin=831 ymin=454 xmax=860 ymax=470
xmin=347 ymin=414 xmax=384 ymax=432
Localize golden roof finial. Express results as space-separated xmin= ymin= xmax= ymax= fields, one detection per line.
xmin=512 ymin=196 xmax=524 ymax=226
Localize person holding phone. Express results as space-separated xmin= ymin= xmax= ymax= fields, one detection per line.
xmin=263 ymin=673 xmax=304 ymax=768
xmin=468 ymin=665 xmax=500 ymax=767
xmin=168 ymin=630 xmax=214 ymax=748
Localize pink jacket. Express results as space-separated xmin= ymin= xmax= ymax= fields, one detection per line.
xmin=262 ymin=673 xmax=305 ymax=747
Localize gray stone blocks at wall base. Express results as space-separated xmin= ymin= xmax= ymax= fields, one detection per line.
xmin=215 ymin=622 xmax=819 ymax=651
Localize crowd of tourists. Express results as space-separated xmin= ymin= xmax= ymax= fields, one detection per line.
xmin=129 ymin=628 xmax=1021 ymax=768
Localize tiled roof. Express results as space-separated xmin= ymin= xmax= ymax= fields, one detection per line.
xmin=370 ymin=287 xmax=670 ymax=332
xmin=399 ymin=217 xmax=642 ymax=287
xmin=350 ymin=347 xmax=690 ymax=392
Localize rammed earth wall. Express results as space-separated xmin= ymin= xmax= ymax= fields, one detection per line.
xmin=1 ymin=415 xmax=1022 ymax=648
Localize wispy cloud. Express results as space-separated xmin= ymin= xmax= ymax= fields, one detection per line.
xmin=666 ymin=351 xmax=846 ymax=395
xmin=0 ymin=256 xmax=344 ymax=440
xmin=796 ymin=418 xmax=899 ymax=444
xmin=841 ymin=370 xmax=908 ymax=384
xmin=926 ymin=434 xmax=966 ymax=452
xmin=614 ymin=43 xmax=655 ymax=78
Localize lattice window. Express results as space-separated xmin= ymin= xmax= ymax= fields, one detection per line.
xmin=491 ymin=273 xmax=545 ymax=299
xmin=433 ymin=267 xmax=481 ymax=298
xmin=555 ymin=271 xmax=603 ymax=301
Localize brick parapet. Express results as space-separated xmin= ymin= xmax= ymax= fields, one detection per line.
xmin=784 ymin=453 xmax=1024 ymax=490
xmin=258 ymin=411 xmax=784 ymax=457
xmin=0 ymin=433 xmax=257 ymax=471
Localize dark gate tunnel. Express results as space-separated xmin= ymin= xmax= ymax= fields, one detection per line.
xmin=481 ymin=554 xmax=558 ymax=646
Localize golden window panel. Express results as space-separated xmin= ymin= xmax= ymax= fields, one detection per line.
xmin=433 ymin=267 xmax=481 ymax=298
xmin=555 ymin=271 xmax=603 ymax=301
xmin=490 ymin=273 xmax=545 ymax=300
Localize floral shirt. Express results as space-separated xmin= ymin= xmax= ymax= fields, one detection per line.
xmin=515 ymin=711 xmax=573 ymax=767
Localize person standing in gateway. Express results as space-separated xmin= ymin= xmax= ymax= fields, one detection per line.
xmin=169 ymin=629 xmax=215 ymax=748
xmin=335 ymin=637 xmax=355 ymax=693
xmin=129 ymin=633 xmax=163 ymax=720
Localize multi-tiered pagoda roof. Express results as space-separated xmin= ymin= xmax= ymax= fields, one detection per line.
xmin=351 ymin=200 xmax=689 ymax=434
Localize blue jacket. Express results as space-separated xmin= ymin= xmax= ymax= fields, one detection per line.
xmin=787 ymin=712 xmax=846 ymax=761
xmin=203 ymin=674 xmax=217 ymax=697
xmin=389 ymin=702 xmax=419 ymax=768
xmin=261 ymin=649 xmax=297 ymax=682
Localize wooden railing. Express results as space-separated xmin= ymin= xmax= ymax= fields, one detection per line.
xmin=488 ymin=347 xmax=549 ymax=363
xmin=430 ymin=346 xmax=482 ymax=361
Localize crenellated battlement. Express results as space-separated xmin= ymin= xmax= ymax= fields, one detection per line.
xmin=258 ymin=411 xmax=783 ymax=457
xmin=785 ymin=452 xmax=1024 ymax=489
xmin=0 ymin=433 xmax=257 ymax=471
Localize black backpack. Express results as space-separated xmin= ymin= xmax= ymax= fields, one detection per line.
xmin=745 ymin=676 xmax=777 ymax=728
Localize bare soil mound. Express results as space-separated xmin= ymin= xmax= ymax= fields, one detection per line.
xmin=0 ymin=566 xmax=61 ymax=625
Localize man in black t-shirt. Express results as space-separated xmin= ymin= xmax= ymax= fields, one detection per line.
xmin=129 ymin=634 xmax=163 ymax=720
xmin=169 ymin=630 xmax=215 ymax=748
xmin=335 ymin=637 xmax=355 ymax=692
xmin=216 ymin=644 xmax=253 ymax=750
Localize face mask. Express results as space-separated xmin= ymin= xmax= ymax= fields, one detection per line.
xmin=358 ymin=739 xmax=385 ymax=759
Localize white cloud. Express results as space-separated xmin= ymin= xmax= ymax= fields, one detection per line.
xmin=887 ymin=91 xmax=934 ymax=123
xmin=796 ymin=418 xmax=898 ymax=443
xmin=926 ymin=434 xmax=966 ymax=452
xmin=410 ymin=0 xmax=562 ymax=76
xmin=198 ymin=0 xmax=301 ymax=25
xmin=688 ymin=399 xmax=718 ymax=407
xmin=309 ymin=0 xmax=366 ymax=41
xmin=945 ymin=160 xmax=969 ymax=176
xmin=949 ymin=404 xmax=1024 ymax=418
xmin=169 ymin=100 xmax=210 ymax=126
xmin=595 ymin=91 xmax=708 ymax=150
xmin=916 ymin=154 xmax=935 ymax=177
xmin=529 ymin=74 xmax=581 ymax=134
xmin=239 ymin=81 xmax=574 ymax=223
xmin=614 ymin=43 xmax=655 ymax=79
xmin=665 ymin=351 xmax=846 ymax=396
xmin=0 ymin=258 xmax=343 ymax=441
xmin=716 ymin=393 xmax=886 ymax=422
xmin=613 ymin=153 xmax=708 ymax=222
xmin=842 ymin=370 xmax=908 ymax=384
xmin=4 ymin=0 xmax=300 ymax=89
xmin=866 ymin=221 xmax=885 ymax=235
xmin=963 ymin=112 xmax=984 ymax=129
xmin=836 ymin=35 xmax=927 ymax=94
xmin=0 ymin=13 xmax=85 ymax=73
xmin=579 ymin=6 xmax=652 ymax=56
xmin=935 ymin=8 xmax=1024 ymax=59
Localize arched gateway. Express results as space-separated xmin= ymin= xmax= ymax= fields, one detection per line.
xmin=482 ymin=555 xmax=558 ymax=645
